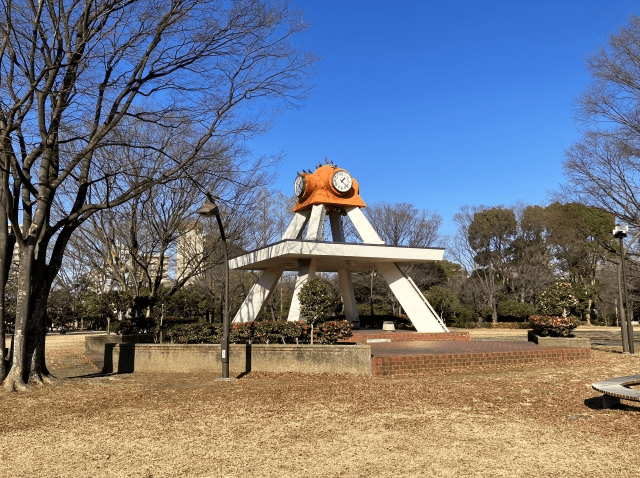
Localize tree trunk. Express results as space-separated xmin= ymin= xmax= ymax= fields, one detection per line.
xmin=585 ymin=298 xmax=593 ymax=326
xmin=25 ymin=280 xmax=55 ymax=384
xmin=0 ymin=210 xmax=9 ymax=382
xmin=3 ymin=246 xmax=34 ymax=390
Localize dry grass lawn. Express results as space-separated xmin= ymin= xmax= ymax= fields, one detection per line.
xmin=2 ymin=334 xmax=640 ymax=477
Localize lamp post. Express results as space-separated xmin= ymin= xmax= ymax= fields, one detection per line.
xmin=370 ymin=270 xmax=377 ymax=316
xmin=196 ymin=194 xmax=232 ymax=379
xmin=613 ymin=225 xmax=634 ymax=354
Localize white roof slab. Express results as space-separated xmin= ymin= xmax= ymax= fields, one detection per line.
xmin=229 ymin=239 xmax=445 ymax=272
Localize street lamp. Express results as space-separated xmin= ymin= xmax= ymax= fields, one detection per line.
xmin=613 ymin=225 xmax=634 ymax=354
xmin=196 ymin=194 xmax=233 ymax=379
xmin=370 ymin=270 xmax=377 ymax=316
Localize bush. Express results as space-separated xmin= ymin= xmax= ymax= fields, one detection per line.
xmin=489 ymin=322 xmax=530 ymax=329
xmin=497 ymin=299 xmax=535 ymax=321
xmin=537 ymin=282 xmax=579 ymax=317
xmin=299 ymin=278 xmax=338 ymax=325
xmin=230 ymin=322 xmax=254 ymax=344
xmin=161 ymin=322 xmax=221 ymax=343
xmin=315 ymin=320 xmax=354 ymax=344
xmin=529 ymin=315 xmax=579 ymax=337
xmin=299 ymin=278 xmax=341 ymax=344
xmin=160 ymin=319 xmax=352 ymax=345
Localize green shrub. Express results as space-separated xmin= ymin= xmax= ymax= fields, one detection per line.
xmin=281 ymin=320 xmax=309 ymax=344
xmin=298 ymin=278 xmax=339 ymax=344
xmin=489 ymin=322 xmax=530 ymax=329
xmin=529 ymin=315 xmax=579 ymax=337
xmin=162 ymin=322 xmax=221 ymax=343
xmin=315 ymin=320 xmax=353 ymax=344
xmin=497 ymin=299 xmax=535 ymax=321
xmin=537 ymin=282 xmax=579 ymax=317
xmin=254 ymin=320 xmax=283 ymax=344
xmin=160 ymin=319 xmax=352 ymax=345
xmin=230 ymin=322 xmax=254 ymax=344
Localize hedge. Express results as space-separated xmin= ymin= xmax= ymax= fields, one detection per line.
xmin=160 ymin=319 xmax=353 ymax=345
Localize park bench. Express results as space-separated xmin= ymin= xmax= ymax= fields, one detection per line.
xmin=592 ymin=375 xmax=640 ymax=408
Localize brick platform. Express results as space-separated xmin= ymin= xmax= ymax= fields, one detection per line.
xmin=347 ymin=330 xmax=470 ymax=343
xmin=369 ymin=340 xmax=590 ymax=376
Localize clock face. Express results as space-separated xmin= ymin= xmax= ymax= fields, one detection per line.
xmin=294 ymin=174 xmax=306 ymax=197
xmin=331 ymin=170 xmax=352 ymax=193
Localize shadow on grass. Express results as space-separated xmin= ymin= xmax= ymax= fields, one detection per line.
xmin=584 ymin=395 xmax=640 ymax=412
xmin=64 ymin=371 xmax=116 ymax=380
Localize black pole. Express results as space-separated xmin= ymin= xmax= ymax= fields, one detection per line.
xmin=196 ymin=195 xmax=232 ymax=378
xmin=370 ymin=271 xmax=374 ymax=317
xmin=618 ymin=236 xmax=630 ymax=353
xmin=215 ymin=211 xmax=230 ymax=378
xmin=621 ymin=236 xmax=634 ymax=354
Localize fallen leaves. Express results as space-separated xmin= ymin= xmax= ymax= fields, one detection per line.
xmin=1 ymin=335 xmax=640 ymax=477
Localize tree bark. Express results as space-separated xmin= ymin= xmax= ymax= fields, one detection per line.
xmin=4 ymin=246 xmax=34 ymax=390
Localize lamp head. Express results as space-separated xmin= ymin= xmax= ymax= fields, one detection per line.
xmin=195 ymin=201 xmax=219 ymax=217
xmin=613 ymin=224 xmax=629 ymax=239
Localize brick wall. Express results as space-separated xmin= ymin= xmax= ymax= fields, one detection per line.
xmin=371 ymin=347 xmax=590 ymax=376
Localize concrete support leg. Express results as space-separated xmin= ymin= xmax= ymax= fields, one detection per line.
xmin=233 ymin=267 xmax=283 ymax=323
xmin=287 ymin=258 xmax=318 ymax=322
xmin=338 ymin=268 xmax=359 ymax=327
xmin=283 ymin=211 xmax=310 ymax=240
xmin=377 ymin=262 xmax=446 ymax=333
xmin=305 ymin=204 xmax=326 ymax=240
xmin=602 ymin=394 xmax=622 ymax=409
xmin=346 ymin=207 xmax=385 ymax=244
xmin=328 ymin=212 xmax=345 ymax=242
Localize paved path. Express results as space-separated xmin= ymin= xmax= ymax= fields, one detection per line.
xmin=369 ymin=339 xmax=544 ymax=357
xmin=465 ymin=327 xmax=640 ymax=350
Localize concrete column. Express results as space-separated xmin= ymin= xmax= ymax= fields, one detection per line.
xmin=346 ymin=207 xmax=385 ymax=244
xmin=338 ymin=268 xmax=359 ymax=326
xmin=328 ymin=212 xmax=345 ymax=242
xmin=305 ymin=204 xmax=326 ymax=240
xmin=283 ymin=211 xmax=310 ymax=240
xmin=329 ymin=212 xmax=359 ymax=326
xmin=233 ymin=267 xmax=283 ymax=323
xmin=287 ymin=258 xmax=318 ymax=322
xmin=377 ymin=262 xmax=446 ymax=333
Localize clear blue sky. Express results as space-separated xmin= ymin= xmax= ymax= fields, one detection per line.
xmin=247 ymin=1 xmax=640 ymax=238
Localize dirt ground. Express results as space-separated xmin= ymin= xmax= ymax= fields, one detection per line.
xmin=2 ymin=334 xmax=640 ymax=477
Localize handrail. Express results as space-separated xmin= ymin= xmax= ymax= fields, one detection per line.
xmin=405 ymin=275 xmax=449 ymax=332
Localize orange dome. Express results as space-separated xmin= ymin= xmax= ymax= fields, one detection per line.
xmin=292 ymin=165 xmax=366 ymax=212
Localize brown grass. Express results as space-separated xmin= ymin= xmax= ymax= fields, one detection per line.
xmin=1 ymin=334 xmax=640 ymax=477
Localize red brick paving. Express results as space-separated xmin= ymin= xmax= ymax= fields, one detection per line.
xmin=370 ymin=339 xmax=540 ymax=356
xmin=348 ymin=330 xmax=470 ymax=342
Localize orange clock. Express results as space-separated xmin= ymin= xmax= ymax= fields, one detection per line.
xmin=292 ymin=164 xmax=366 ymax=212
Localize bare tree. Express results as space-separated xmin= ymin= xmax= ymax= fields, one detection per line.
xmin=562 ymin=15 xmax=640 ymax=230
xmin=0 ymin=0 xmax=317 ymax=389
xmin=364 ymin=202 xmax=442 ymax=247
xmin=359 ymin=202 xmax=443 ymax=315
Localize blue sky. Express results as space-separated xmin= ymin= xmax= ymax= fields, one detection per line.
xmin=247 ymin=1 xmax=640 ymax=238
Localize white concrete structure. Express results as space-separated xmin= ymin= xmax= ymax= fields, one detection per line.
xmin=230 ymin=165 xmax=448 ymax=333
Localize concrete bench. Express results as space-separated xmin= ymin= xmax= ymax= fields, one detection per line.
xmin=592 ymin=375 xmax=640 ymax=408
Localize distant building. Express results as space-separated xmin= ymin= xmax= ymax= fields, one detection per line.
xmin=176 ymin=221 xmax=205 ymax=285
